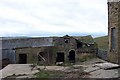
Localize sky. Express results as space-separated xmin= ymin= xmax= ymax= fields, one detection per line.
xmin=0 ymin=0 xmax=108 ymax=37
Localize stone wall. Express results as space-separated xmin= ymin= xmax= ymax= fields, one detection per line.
xmin=1 ymin=35 xmax=97 ymax=65
xmin=118 ymin=1 xmax=120 ymax=65
xmin=97 ymin=49 xmax=108 ymax=61
xmin=108 ymin=0 xmax=120 ymax=2
xmin=108 ymin=1 xmax=120 ymax=63
xmin=53 ymin=35 xmax=77 ymax=52
xmin=53 ymin=36 xmax=77 ymax=57
xmin=1 ymin=37 xmax=53 ymax=65
xmin=15 ymin=46 xmax=57 ymax=65
xmin=53 ymin=35 xmax=79 ymax=63
xmin=0 ymin=38 xmax=2 ymax=69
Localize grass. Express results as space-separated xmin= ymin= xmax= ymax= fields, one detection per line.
xmin=73 ymin=35 xmax=94 ymax=43
xmin=94 ymin=35 xmax=108 ymax=50
xmin=34 ymin=69 xmax=88 ymax=78
xmin=34 ymin=70 xmax=65 ymax=78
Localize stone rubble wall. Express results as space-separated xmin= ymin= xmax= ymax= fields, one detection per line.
xmin=108 ymin=1 xmax=120 ymax=63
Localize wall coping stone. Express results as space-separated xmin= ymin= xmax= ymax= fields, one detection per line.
xmin=108 ymin=0 xmax=120 ymax=2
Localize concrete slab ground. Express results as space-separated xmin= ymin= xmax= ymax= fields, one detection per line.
xmin=0 ymin=64 xmax=39 ymax=78
xmin=95 ymin=63 xmax=120 ymax=70
xmin=0 ymin=64 xmax=70 ymax=78
xmin=90 ymin=69 xmax=118 ymax=78
xmin=0 ymin=58 xmax=119 ymax=78
xmin=82 ymin=58 xmax=119 ymax=78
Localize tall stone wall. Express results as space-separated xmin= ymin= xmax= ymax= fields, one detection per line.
xmin=0 ymin=38 xmax=2 ymax=69
xmin=108 ymin=1 xmax=120 ymax=63
xmin=118 ymin=1 xmax=120 ymax=65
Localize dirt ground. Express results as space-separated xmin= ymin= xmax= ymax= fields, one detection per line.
xmin=0 ymin=58 xmax=119 ymax=79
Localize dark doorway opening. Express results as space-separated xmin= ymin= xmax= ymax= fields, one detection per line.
xmin=56 ymin=52 xmax=64 ymax=62
xmin=19 ymin=54 xmax=27 ymax=64
xmin=111 ymin=27 xmax=116 ymax=50
xmin=68 ymin=50 xmax=75 ymax=63
xmin=38 ymin=52 xmax=43 ymax=61
xmin=37 ymin=52 xmax=46 ymax=65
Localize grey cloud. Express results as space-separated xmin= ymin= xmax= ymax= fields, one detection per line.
xmin=0 ymin=0 xmax=108 ymax=37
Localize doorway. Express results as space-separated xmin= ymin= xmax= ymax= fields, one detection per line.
xmin=56 ymin=52 xmax=64 ymax=62
xmin=38 ymin=52 xmax=44 ymax=61
xmin=68 ymin=50 xmax=75 ymax=63
xmin=19 ymin=54 xmax=27 ymax=64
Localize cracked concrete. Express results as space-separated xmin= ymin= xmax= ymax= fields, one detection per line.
xmin=82 ymin=58 xmax=119 ymax=78
xmin=0 ymin=64 xmax=39 ymax=78
xmin=0 ymin=58 xmax=119 ymax=79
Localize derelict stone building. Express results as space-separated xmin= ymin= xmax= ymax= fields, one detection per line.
xmin=1 ymin=37 xmax=53 ymax=68
xmin=1 ymin=35 xmax=97 ymax=68
xmin=108 ymin=0 xmax=120 ymax=63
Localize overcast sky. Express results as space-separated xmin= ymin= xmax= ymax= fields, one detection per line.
xmin=0 ymin=0 xmax=108 ymax=37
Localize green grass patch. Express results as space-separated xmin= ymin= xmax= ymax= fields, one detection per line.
xmin=34 ymin=70 xmax=65 ymax=78
xmin=94 ymin=35 xmax=108 ymax=50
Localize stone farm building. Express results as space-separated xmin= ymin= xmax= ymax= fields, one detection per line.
xmin=108 ymin=0 xmax=120 ymax=64
xmin=0 ymin=35 xmax=97 ymax=68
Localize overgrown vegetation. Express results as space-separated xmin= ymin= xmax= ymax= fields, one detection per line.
xmin=94 ymin=36 xmax=108 ymax=50
xmin=34 ymin=70 xmax=65 ymax=78
xmin=74 ymin=35 xmax=108 ymax=50
xmin=73 ymin=35 xmax=94 ymax=43
xmin=34 ymin=69 xmax=89 ymax=78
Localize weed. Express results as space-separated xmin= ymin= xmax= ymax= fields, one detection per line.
xmin=34 ymin=70 xmax=64 ymax=78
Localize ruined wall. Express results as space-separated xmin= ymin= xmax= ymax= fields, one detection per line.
xmin=108 ymin=1 xmax=120 ymax=63
xmin=53 ymin=36 xmax=77 ymax=62
xmin=1 ymin=35 xmax=97 ymax=65
xmin=1 ymin=36 xmax=80 ymax=65
xmin=53 ymin=36 xmax=77 ymax=53
xmin=15 ymin=46 xmax=57 ymax=65
xmin=118 ymin=1 xmax=120 ymax=65
xmin=1 ymin=37 xmax=53 ymax=64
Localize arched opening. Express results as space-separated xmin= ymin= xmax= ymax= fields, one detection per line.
xmin=56 ymin=52 xmax=64 ymax=63
xmin=68 ymin=50 xmax=75 ymax=63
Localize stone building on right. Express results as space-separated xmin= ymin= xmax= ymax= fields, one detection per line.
xmin=108 ymin=0 xmax=120 ymax=63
